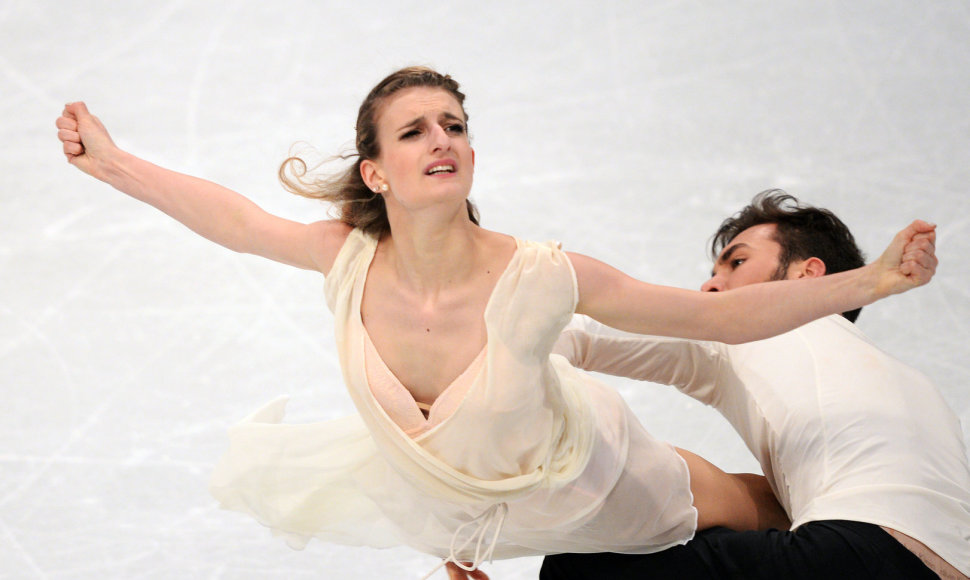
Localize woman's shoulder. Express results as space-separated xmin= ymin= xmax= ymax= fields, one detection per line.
xmin=475 ymin=227 xmax=518 ymax=252
xmin=307 ymin=220 xmax=357 ymax=275
xmin=477 ymin=227 xmax=568 ymax=254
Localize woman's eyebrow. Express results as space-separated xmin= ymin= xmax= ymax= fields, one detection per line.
xmin=396 ymin=116 xmax=425 ymax=132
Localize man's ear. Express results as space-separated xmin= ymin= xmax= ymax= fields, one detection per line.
xmin=789 ymin=257 xmax=827 ymax=279
xmin=360 ymin=159 xmax=383 ymax=192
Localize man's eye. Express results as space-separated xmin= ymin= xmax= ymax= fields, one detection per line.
xmin=731 ymin=258 xmax=745 ymax=268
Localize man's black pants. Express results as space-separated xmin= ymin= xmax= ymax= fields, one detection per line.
xmin=540 ymin=520 xmax=937 ymax=579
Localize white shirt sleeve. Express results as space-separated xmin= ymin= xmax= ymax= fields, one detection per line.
xmin=553 ymin=315 xmax=727 ymax=404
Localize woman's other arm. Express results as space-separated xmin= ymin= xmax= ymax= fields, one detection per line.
xmin=569 ymin=221 xmax=936 ymax=344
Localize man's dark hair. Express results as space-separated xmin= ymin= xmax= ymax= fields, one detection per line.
xmin=711 ymin=189 xmax=867 ymax=322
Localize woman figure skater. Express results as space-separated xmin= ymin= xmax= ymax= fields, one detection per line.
xmin=56 ymin=67 xmax=936 ymax=579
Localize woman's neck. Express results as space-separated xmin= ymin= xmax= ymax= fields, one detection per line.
xmin=381 ymin=211 xmax=483 ymax=296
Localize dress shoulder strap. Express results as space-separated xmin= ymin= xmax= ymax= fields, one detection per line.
xmin=324 ymin=228 xmax=377 ymax=313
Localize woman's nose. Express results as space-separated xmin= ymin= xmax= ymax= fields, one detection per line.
xmin=429 ymin=125 xmax=450 ymax=152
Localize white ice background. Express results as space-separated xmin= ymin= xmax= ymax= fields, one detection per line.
xmin=2 ymin=1 xmax=969 ymax=578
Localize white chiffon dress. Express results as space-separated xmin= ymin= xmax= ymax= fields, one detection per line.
xmin=209 ymin=228 xmax=697 ymax=563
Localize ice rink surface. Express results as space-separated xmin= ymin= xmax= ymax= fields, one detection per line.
xmin=2 ymin=1 xmax=969 ymax=578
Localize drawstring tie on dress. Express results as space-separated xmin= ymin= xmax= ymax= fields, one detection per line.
xmin=420 ymin=502 xmax=509 ymax=579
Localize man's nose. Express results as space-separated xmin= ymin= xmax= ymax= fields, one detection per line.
xmin=700 ymin=276 xmax=723 ymax=292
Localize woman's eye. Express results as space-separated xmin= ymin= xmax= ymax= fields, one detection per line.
xmin=401 ymin=129 xmax=421 ymax=139
xmin=446 ymin=123 xmax=466 ymax=134
xmin=731 ymin=258 xmax=746 ymax=268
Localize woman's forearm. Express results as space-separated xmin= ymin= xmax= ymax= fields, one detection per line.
xmin=572 ymin=219 xmax=934 ymax=345
xmin=596 ymin=270 xmax=875 ymax=344
xmin=691 ymin=267 xmax=878 ymax=344
xmin=100 ymin=149 xmax=267 ymax=254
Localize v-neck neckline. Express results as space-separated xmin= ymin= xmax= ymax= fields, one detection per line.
xmin=356 ymin=233 xmax=520 ymax=407
xmin=362 ymin=326 xmax=487 ymax=429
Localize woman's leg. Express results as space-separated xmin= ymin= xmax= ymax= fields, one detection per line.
xmin=675 ymin=447 xmax=790 ymax=531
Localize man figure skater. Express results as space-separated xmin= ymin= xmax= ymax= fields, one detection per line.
xmin=541 ymin=190 xmax=970 ymax=579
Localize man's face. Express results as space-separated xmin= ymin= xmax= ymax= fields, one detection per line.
xmin=701 ymin=223 xmax=787 ymax=291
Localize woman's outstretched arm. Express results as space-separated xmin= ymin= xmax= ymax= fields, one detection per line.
xmin=569 ymin=221 xmax=937 ymax=344
xmin=56 ymin=102 xmax=349 ymax=273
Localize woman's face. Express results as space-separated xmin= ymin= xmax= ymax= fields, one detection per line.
xmin=363 ymin=86 xmax=475 ymax=216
